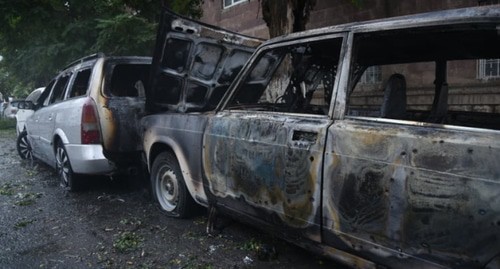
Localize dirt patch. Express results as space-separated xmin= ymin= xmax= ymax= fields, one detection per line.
xmin=0 ymin=129 xmax=345 ymax=269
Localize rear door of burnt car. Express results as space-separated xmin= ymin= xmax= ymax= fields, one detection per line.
xmin=146 ymin=8 xmax=263 ymax=114
xmin=203 ymin=34 xmax=347 ymax=241
xmin=323 ymin=19 xmax=500 ymax=268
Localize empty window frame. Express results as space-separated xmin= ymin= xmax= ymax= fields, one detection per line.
xmin=227 ymin=37 xmax=343 ymax=115
xmin=359 ymin=65 xmax=382 ymax=84
xmin=108 ymin=64 xmax=150 ymax=97
xmin=347 ymin=25 xmax=500 ymax=130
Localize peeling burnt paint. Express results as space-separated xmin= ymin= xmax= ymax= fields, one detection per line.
xmin=323 ymin=119 xmax=500 ymax=268
xmin=143 ymin=5 xmax=500 ymax=269
xmin=203 ymin=111 xmax=328 ymax=230
xmin=92 ymin=57 xmax=151 ymax=168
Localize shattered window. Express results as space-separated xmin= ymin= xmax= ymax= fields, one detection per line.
xmin=162 ymin=38 xmax=192 ymax=73
xmin=191 ymin=43 xmax=223 ymax=80
xmin=347 ymin=25 xmax=500 ymax=130
xmin=227 ymin=38 xmax=342 ymax=115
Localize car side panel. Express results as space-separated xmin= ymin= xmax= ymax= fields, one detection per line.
xmin=323 ymin=119 xmax=500 ymax=268
xmin=142 ymin=112 xmax=209 ymax=204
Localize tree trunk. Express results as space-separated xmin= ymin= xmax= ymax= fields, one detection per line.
xmin=261 ymin=0 xmax=316 ymax=38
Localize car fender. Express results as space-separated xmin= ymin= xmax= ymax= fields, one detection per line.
xmin=145 ymin=132 xmax=208 ymax=205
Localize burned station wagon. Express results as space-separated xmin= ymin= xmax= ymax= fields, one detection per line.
xmin=18 ymin=54 xmax=150 ymax=190
xmin=142 ymin=7 xmax=500 ymax=269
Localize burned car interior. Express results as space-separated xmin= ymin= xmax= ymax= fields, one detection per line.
xmin=347 ymin=24 xmax=500 ymax=130
xmin=227 ymin=38 xmax=342 ymax=115
xmin=106 ymin=62 xmax=150 ymax=98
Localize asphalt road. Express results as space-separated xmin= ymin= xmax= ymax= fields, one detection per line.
xmin=0 ymin=129 xmax=346 ymax=269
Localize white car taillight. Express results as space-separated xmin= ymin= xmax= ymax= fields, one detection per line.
xmin=81 ymin=98 xmax=101 ymax=144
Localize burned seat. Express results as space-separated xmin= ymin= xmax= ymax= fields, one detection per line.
xmin=380 ymin=73 xmax=407 ymax=119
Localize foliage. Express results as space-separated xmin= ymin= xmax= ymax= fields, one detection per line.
xmin=0 ymin=118 xmax=16 ymax=130
xmin=0 ymin=0 xmax=203 ymax=99
xmin=113 ymin=231 xmax=143 ymax=252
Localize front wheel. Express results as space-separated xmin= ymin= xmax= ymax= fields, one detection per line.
xmin=55 ymin=140 xmax=80 ymax=191
xmin=151 ymin=152 xmax=196 ymax=218
xmin=16 ymin=131 xmax=33 ymax=160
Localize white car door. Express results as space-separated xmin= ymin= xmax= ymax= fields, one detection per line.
xmin=28 ymin=73 xmax=71 ymax=162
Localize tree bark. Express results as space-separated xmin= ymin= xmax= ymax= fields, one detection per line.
xmin=261 ymin=0 xmax=316 ymax=38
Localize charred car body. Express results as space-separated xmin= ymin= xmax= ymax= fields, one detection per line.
xmin=18 ymin=54 xmax=150 ymax=190
xmin=142 ymin=7 xmax=500 ymax=269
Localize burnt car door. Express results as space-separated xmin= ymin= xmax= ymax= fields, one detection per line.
xmin=323 ymin=24 xmax=500 ymax=268
xmin=203 ymin=35 xmax=347 ymax=241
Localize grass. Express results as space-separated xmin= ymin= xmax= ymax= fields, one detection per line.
xmin=14 ymin=192 xmax=42 ymax=206
xmin=14 ymin=219 xmax=35 ymax=229
xmin=0 ymin=183 xmax=15 ymax=196
xmin=0 ymin=118 xmax=16 ymax=130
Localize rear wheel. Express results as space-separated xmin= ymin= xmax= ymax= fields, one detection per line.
xmin=16 ymin=131 xmax=32 ymax=160
xmin=151 ymin=152 xmax=196 ymax=218
xmin=55 ymin=140 xmax=80 ymax=191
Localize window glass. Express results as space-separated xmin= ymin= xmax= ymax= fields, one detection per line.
xmin=48 ymin=74 xmax=71 ymax=105
xmin=227 ymin=38 xmax=343 ymax=115
xmin=68 ymin=69 xmax=91 ymax=98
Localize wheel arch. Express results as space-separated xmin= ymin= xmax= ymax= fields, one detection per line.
xmin=147 ymin=138 xmax=207 ymax=204
xmin=52 ymin=128 xmax=69 ymax=153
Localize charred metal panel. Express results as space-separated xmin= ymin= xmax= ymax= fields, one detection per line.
xmin=142 ymin=113 xmax=209 ymax=203
xmin=203 ymin=111 xmax=330 ymax=236
xmin=94 ymin=57 xmax=151 ymax=166
xmin=323 ymin=119 xmax=500 ymax=268
xmin=147 ymin=8 xmax=263 ymax=113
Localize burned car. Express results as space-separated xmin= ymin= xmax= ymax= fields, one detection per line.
xmin=18 ymin=54 xmax=150 ymax=190
xmin=142 ymin=7 xmax=500 ymax=269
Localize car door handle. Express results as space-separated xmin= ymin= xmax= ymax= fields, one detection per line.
xmin=292 ymin=130 xmax=317 ymax=143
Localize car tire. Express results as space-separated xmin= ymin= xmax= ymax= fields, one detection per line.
xmin=55 ymin=140 xmax=81 ymax=191
xmin=16 ymin=131 xmax=33 ymax=160
xmin=151 ymin=152 xmax=196 ymax=218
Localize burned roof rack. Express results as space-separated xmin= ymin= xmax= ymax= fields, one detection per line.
xmin=62 ymin=53 xmax=105 ymax=70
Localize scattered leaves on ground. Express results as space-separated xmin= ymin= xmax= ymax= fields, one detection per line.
xmin=113 ymin=231 xmax=143 ymax=253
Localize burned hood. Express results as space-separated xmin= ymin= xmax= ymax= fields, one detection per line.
xmin=147 ymin=8 xmax=264 ymax=113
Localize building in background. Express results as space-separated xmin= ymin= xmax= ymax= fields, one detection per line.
xmin=200 ymin=0 xmax=500 ymax=115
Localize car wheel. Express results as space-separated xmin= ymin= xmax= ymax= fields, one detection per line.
xmin=55 ymin=140 xmax=80 ymax=191
xmin=151 ymin=152 xmax=196 ymax=218
xmin=16 ymin=131 xmax=33 ymax=160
